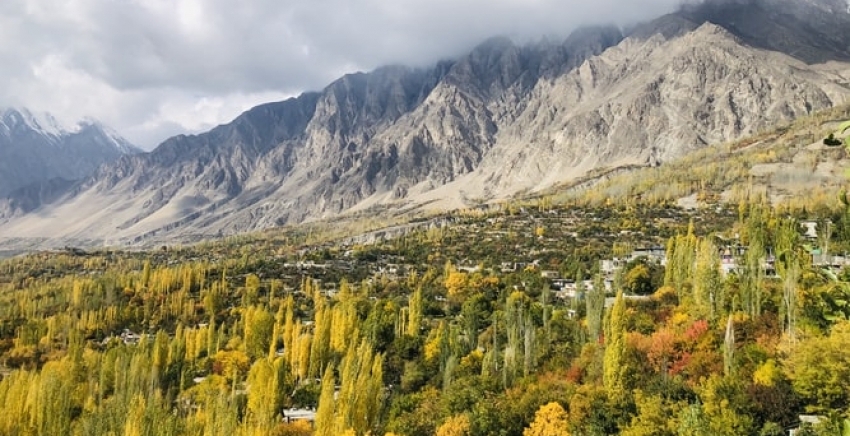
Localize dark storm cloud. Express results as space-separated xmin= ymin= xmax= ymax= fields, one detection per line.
xmin=0 ymin=0 xmax=685 ymax=149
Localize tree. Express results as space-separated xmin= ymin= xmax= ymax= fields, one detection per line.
xmin=676 ymin=403 xmax=710 ymax=436
xmin=604 ymin=291 xmax=627 ymax=396
xmin=524 ymin=402 xmax=570 ymax=436
xmin=436 ymin=414 xmax=471 ymax=436
xmin=247 ymin=358 xmax=283 ymax=428
xmin=699 ymin=375 xmax=754 ymax=436
xmin=664 ymin=227 xmax=698 ymax=296
xmin=314 ymin=365 xmax=336 ymax=436
xmin=692 ymin=238 xmax=721 ymax=320
xmin=244 ymin=306 xmax=274 ymax=360
xmin=723 ymin=315 xmax=735 ymax=376
xmin=461 ymin=293 xmax=489 ymax=353
xmin=622 ymin=391 xmax=676 ymax=436
xmin=624 ymin=263 xmax=653 ymax=296
xmin=775 ymin=218 xmax=801 ymax=341
xmin=245 ymin=273 xmax=261 ymax=305
xmin=213 ymin=350 xmax=250 ymax=383
xmin=407 ymin=287 xmax=423 ymax=338
xmin=586 ymin=274 xmax=605 ymax=343
xmin=742 ymin=214 xmax=767 ymax=317
xmin=310 ymin=293 xmax=332 ymax=378
xmin=783 ymin=320 xmax=850 ymax=412
xmin=445 ymin=263 xmax=469 ymax=300
xmin=333 ymin=339 xmax=384 ymax=435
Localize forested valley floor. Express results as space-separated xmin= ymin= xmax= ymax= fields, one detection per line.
xmin=3 ymin=110 xmax=850 ymax=435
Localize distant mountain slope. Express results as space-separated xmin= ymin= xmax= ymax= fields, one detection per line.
xmin=680 ymin=0 xmax=850 ymax=64
xmin=1 ymin=0 xmax=849 ymax=247
xmin=0 ymin=108 xmax=141 ymax=196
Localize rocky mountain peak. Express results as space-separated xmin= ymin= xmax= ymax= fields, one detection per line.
xmin=0 ymin=109 xmax=140 ymax=196
xmin=0 ymin=107 xmax=78 ymax=139
xmin=679 ymin=0 xmax=850 ymax=62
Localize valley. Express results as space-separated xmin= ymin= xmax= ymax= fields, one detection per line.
xmin=2 ymin=0 xmax=850 ymax=435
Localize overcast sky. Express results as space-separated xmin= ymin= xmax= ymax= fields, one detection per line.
xmin=0 ymin=0 xmax=685 ymax=150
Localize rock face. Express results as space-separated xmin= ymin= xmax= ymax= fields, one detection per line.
xmin=0 ymin=108 xmax=140 ymax=196
xmin=1 ymin=0 xmax=850 ymax=245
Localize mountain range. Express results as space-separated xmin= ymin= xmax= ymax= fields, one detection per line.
xmin=1 ymin=0 xmax=850 ymax=247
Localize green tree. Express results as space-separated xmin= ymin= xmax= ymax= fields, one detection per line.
xmin=407 ymin=286 xmax=423 ymax=338
xmin=776 ymin=218 xmax=801 ymax=340
xmin=586 ymin=274 xmax=605 ymax=343
xmin=677 ymin=403 xmax=710 ymax=436
xmin=624 ymin=263 xmax=653 ymax=296
xmin=622 ymin=391 xmax=675 ymax=436
xmin=784 ymin=321 xmax=850 ymax=412
xmin=692 ymin=238 xmax=721 ymax=320
xmin=603 ymin=292 xmax=627 ymax=396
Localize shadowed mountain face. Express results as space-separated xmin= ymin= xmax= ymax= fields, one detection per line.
xmin=680 ymin=0 xmax=850 ymax=64
xmin=0 ymin=108 xmax=140 ymax=197
xmin=1 ymin=0 xmax=849 ymax=246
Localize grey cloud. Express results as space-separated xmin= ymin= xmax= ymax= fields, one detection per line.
xmin=0 ymin=0 xmax=684 ymax=149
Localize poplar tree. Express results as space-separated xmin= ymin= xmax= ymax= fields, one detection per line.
xmin=723 ymin=315 xmax=735 ymax=376
xmin=503 ymin=292 xmax=528 ymax=387
xmin=775 ymin=218 xmax=800 ymax=341
xmin=742 ymin=236 xmax=765 ymax=317
xmin=282 ymin=296 xmax=296 ymax=367
xmin=333 ymin=339 xmax=384 ymax=435
xmin=407 ymin=286 xmax=423 ymax=338
xmin=586 ymin=274 xmax=605 ymax=343
xmin=692 ymin=238 xmax=721 ymax=320
xmin=243 ymin=306 xmax=274 ymax=360
xmin=310 ymin=292 xmax=332 ymax=378
xmin=603 ymin=291 xmax=627 ymax=396
xmin=246 ymin=359 xmax=277 ymax=428
xmin=665 ymin=224 xmax=698 ymax=298
xmin=314 ymin=365 xmax=337 ymax=436
xmin=331 ymin=286 xmax=359 ymax=355
xmin=741 ymin=203 xmax=768 ymax=317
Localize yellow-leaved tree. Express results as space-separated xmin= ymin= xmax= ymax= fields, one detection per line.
xmin=436 ymin=414 xmax=471 ymax=436
xmin=524 ymin=402 xmax=570 ymax=436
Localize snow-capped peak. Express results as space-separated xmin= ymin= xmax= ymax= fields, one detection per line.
xmin=0 ymin=107 xmax=83 ymax=138
xmin=0 ymin=107 xmax=140 ymax=154
xmin=78 ymin=118 xmax=142 ymax=154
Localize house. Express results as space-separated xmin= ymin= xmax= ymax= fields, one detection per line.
xmin=788 ymin=415 xmax=824 ymax=435
xmin=540 ymin=270 xmax=560 ymax=279
xmin=551 ymin=278 xmax=572 ymax=291
xmin=554 ymin=279 xmax=607 ymax=301
xmin=601 ymin=258 xmax=626 ymax=275
xmin=801 ymin=221 xmax=819 ymax=240
xmin=283 ymin=408 xmax=316 ymax=423
xmin=810 ymin=248 xmax=850 ymax=269
xmin=720 ymin=248 xmax=738 ymax=275
xmin=120 ymin=329 xmax=141 ymax=345
xmin=601 ymin=247 xmax=667 ymax=277
xmin=630 ymin=247 xmax=667 ymax=264
xmin=457 ymin=265 xmax=481 ymax=273
xmin=604 ymin=295 xmax=652 ymax=308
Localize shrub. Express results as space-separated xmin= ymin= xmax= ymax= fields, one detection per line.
xmin=823 ymin=133 xmax=843 ymax=146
